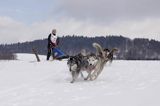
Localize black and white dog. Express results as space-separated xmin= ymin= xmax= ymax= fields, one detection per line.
xmin=67 ymin=43 xmax=118 ymax=83
xmin=67 ymin=53 xmax=98 ymax=83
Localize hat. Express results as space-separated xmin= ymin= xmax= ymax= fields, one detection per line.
xmin=52 ymin=29 xmax=56 ymax=35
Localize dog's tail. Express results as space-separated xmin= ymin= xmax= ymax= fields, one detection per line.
xmin=92 ymin=43 xmax=104 ymax=57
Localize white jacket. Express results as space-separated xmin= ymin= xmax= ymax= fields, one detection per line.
xmin=50 ymin=34 xmax=57 ymax=44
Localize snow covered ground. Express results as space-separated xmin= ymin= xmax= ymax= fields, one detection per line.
xmin=0 ymin=53 xmax=160 ymax=106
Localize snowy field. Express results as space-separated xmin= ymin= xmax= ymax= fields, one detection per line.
xmin=0 ymin=53 xmax=160 ymax=106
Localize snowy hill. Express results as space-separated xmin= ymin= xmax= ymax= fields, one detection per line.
xmin=0 ymin=53 xmax=160 ymax=106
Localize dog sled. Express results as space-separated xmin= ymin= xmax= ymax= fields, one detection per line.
xmin=32 ymin=48 xmax=69 ymax=62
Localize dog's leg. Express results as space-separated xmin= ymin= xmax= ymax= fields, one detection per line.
xmin=70 ymin=71 xmax=79 ymax=83
xmin=70 ymin=71 xmax=76 ymax=83
xmin=90 ymin=70 xmax=99 ymax=81
xmin=84 ymin=70 xmax=94 ymax=80
xmin=80 ymin=72 xmax=85 ymax=79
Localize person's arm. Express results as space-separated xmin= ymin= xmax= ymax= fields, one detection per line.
xmin=56 ymin=37 xmax=60 ymax=45
xmin=48 ymin=34 xmax=51 ymax=42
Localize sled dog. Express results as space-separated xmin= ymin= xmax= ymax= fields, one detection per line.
xmin=67 ymin=53 xmax=98 ymax=83
xmin=87 ymin=43 xmax=118 ymax=80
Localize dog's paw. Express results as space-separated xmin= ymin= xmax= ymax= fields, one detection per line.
xmin=70 ymin=80 xmax=74 ymax=83
xmin=84 ymin=78 xmax=88 ymax=80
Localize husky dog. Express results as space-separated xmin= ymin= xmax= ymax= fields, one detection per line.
xmin=67 ymin=55 xmax=81 ymax=83
xmin=67 ymin=53 xmax=98 ymax=83
xmin=87 ymin=43 xmax=118 ymax=80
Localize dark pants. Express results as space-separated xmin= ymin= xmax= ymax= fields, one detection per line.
xmin=47 ymin=48 xmax=54 ymax=60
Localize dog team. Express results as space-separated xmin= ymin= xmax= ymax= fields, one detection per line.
xmin=47 ymin=29 xmax=117 ymax=83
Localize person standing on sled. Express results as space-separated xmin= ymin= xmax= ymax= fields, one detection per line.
xmin=47 ymin=29 xmax=62 ymax=60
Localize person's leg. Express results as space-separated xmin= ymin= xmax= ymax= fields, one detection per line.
xmin=47 ymin=49 xmax=51 ymax=60
xmin=52 ymin=48 xmax=65 ymax=58
xmin=57 ymin=49 xmax=65 ymax=57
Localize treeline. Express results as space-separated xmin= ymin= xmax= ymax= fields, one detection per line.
xmin=0 ymin=35 xmax=160 ymax=60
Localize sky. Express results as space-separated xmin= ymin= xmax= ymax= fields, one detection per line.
xmin=0 ymin=0 xmax=160 ymax=44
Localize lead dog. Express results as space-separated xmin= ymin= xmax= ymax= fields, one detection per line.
xmin=67 ymin=53 xmax=98 ymax=83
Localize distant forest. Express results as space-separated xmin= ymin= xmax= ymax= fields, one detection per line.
xmin=0 ymin=35 xmax=160 ymax=60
